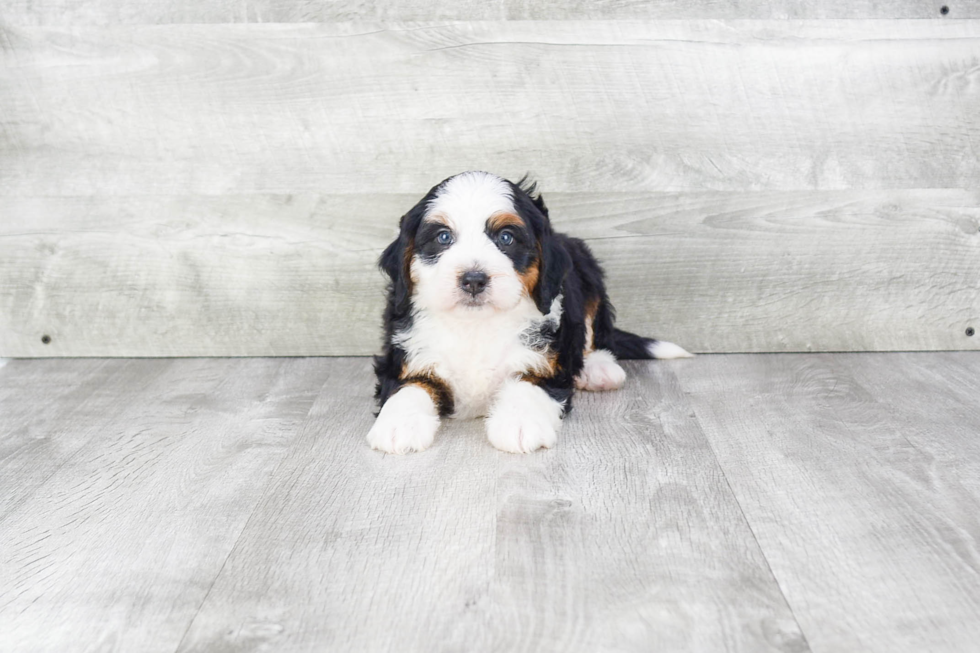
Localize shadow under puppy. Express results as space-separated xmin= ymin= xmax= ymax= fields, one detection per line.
xmin=370 ymin=171 xmax=691 ymax=454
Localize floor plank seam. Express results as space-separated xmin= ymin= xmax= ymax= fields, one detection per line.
xmin=709 ymin=454 xmax=816 ymax=652
xmin=672 ymin=369 xmax=817 ymax=653
xmin=6 ymin=355 xmax=980 ymax=651
xmin=171 ymin=481 xmax=269 ymax=653
xmin=170 ymin=366 xmax=333 ymax=652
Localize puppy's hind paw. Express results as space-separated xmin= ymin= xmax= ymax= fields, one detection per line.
xmin=575 ymin=349 xmax=626 ymax=392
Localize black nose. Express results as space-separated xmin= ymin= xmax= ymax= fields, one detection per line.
xmin=460 ymin=270 xmax=489 ymax=296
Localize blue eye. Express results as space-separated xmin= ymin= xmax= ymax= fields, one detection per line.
xmin=436 ymin=230 xmax=453 ymax=245
xmin=498 ymin=231 xmax=514 ymax=246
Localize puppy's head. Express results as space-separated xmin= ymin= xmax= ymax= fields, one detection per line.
xmin=380 ymin=171 xmax=569 ymax=316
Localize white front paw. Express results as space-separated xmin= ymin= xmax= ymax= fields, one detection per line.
xmin=575 ymin=349 xmax=626 ymax=392
xmin=367 ymin=385 xmax=440 ymax=454
xmin=485 ymin=380 xmax=564 ymax=454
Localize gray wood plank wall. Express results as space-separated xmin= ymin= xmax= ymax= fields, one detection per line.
xmin=1 ymin=14 xmax=978 ymax=356
xmin=5 ymin=1 xmax=980 ymax=23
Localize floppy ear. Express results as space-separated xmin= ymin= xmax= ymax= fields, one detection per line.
xmin=511 ymin=178 xmax=570 ymax=314
xmin=534 ymin=231 xmax=571 ymax=315
xmin=380 ymin=193 xmax=434 ymax=315
xmin=379 ymin=232 xmax=412 ymax=314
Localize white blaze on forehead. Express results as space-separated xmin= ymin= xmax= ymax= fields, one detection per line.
xmin=425 ymin=171 xmax=515 ymax=233
xmin=411 ymin=171 xmax=527 ymax=314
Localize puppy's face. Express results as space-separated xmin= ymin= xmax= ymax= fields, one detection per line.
xmin=409 ymin=172 xmax=539 ymax=313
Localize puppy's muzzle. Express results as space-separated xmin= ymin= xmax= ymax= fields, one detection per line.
xmin=459 ymin=270 xmax=489 ymax=297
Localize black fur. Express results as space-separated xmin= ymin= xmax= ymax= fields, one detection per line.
xmin=373 ymin=180 xmax=444 ymax=413
xmin=484 ymin=220 xmax=535 ymax=274
xmin=374 ymin=172 xmax=672 ymax=418
xmin=401 ymin=374 xmax=455 ymax=417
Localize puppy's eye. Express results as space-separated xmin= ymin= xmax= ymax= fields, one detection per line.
xmin=498 ymin=230 xmax=515 ymax=246
xmin=436 ymin=230 xmax=453 ymax=246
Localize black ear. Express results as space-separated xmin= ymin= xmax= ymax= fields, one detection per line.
xmin=510 ymin=176 xmax=570 ymax=314
xmin=379 ymin=235 xmax=402 ymax=279
xmin=516 ymin=174 xmax=549 ymax=218
xmin=380 ymin=189 xmax=437 ymax=316
xmin=534 ymin=233 xmax=572 ymax=315
xmin=379 ymin=232 xmax=412 ymax=314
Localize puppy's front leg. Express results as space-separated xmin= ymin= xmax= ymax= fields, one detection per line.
xmin=485 ymin=379 xmax=565 ymax=453
xmin=367 ymin=385 xmax=440 ymax=454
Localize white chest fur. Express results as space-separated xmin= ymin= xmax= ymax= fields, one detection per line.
xmin=394 ymin=297 xmax=560 ymax=419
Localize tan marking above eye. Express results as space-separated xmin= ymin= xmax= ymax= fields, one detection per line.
xmin=487 ymin=212 xmax=524 ymax=231
xmin=424 ymin=213 xmax=453 ymax=227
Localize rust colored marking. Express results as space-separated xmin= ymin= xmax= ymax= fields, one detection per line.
xmin=487 ymin=211 xmax=524 ymax=231
xmin=403 ymin=235 xmax=416 ymax=290
xmin=424 ymin=213 xmax=452 ymax=227
xmin=519 ymin=372 xmax=547 ymax=387
xmin=520 ymin=349 xmax=560 ymax=387
xmin=519 ymin=258 xmax=540 ymax=297
xmin=400 ymin=367 xmax=455 ymax=417
xmin=583 ymin=296 xmax=599 ymax=354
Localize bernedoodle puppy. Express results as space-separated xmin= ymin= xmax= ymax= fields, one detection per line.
xmin=369 ymin=171 xmax=691 ymax=454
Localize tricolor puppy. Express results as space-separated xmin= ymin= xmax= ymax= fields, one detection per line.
xmin=369 ymin=171 xmax=691 ymax=454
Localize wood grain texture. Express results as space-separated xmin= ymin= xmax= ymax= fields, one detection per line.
xmin=673 ymin=353 xmax=980 ymax=653
xmin=3 ymin=19 xmax=979 ymax=357
xmin=836 ymin=351 xmax=980 ymax=491
xmin=0 ymin=357 xmax=806 ymax=653
xmin=2 ymin=21 xmax=980 ymax=196
xmin=4 ymin=354 xmax=980 ymax=651
xmin=1 ymin=191 xmax=977 ymax=357
xmin=3 ymin=0 xmax=977 ymax=25
xmin=0 ymin=358 xmax=171 ymax=519
xmin=174 ymin=358 xmax=502 ymax=652
xmin=487 ymin=361 xmax=808 ymax=652
xmin=0 ymin=357 xmax=332 ymax=653
xmin=0 ymin=195 xmax=393 ymax=358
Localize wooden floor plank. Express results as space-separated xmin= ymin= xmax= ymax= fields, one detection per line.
xmin=0 ymin=357 xmax=331 ymax=653
xmin=2 ymin=354 xmax=979 ymax=651
xmin=488 ymin=360 xmax=809 ymax=653
xmin=175 ymin=358 xmax=500 ymax=652
xmin=674 ymin=353 xmax=980 ymax=653
xmin=0 ymin=358 xmax=172 ymax=520
xmin=835 ymin=352 xmax=980 ymax=462
xmin=177 ymin=358 xmax=807 ymax=652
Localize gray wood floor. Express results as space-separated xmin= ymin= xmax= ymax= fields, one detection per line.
xmin=1 ymin=353 xmax=978 ymax=652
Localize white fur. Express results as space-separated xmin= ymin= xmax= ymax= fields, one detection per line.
xmin=395 ymin=171 xmax=562 ymax=421
xmin=426 ymin=171 xmax=514 ymax=224
xmin=373 ymin=171 xmax=567 ymax=453
xmin=394 ymin=296 xmax=558 ymax=419
xmin=485 ymin=379 xmax=563 ymax=453
xmin=412 ymin=171 xmax=526 ymax=314
xmin=648 ymin=340 xmax=695 ymax=359
xmin=0 ymin=359 xmax=8 ymax=369
xmin=366 ymin=385 xmax=440 ymax=454
xmin=374 ymin=171 xmax=693 ymax=455
xmin=575 ymin=349 xmax=626 ymax=391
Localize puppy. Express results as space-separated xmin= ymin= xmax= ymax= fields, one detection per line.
xmin=369 ymin=171 xmax=691 ymax=454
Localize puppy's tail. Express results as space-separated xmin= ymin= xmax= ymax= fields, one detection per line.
xmin=608 ymin=328 xmax=694 ymax=360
